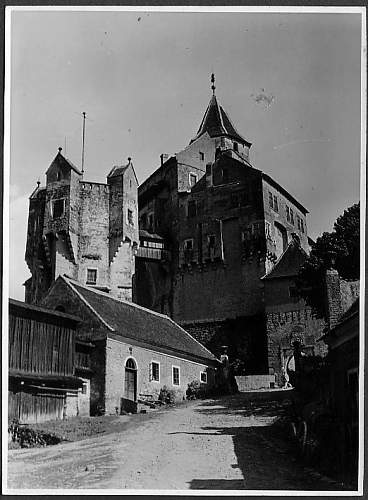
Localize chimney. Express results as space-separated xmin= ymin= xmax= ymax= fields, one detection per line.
xmin=325 ymin=268 xmax=342 ymax=329
xmin=160 ymin=153 xmax=169 ymax=166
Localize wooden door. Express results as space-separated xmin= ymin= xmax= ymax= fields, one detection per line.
xmin=125 ymin=368 xmax=136 ymax=401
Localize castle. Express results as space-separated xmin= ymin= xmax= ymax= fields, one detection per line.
xmin=25 ymin=76 xmax=328 ymax=382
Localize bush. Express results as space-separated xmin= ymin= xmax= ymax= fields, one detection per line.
xmin=186 ymin=380 xmax=203 ymax=400
xmin=158 ymin=385 xmax=177 ymax=404
xmin=8 ymin=419 xmax=61 ymax=448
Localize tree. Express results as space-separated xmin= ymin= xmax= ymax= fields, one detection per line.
xmin=297 ymin=203 xmax=360 ymax=317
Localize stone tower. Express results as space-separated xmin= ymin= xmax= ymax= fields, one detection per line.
xmin=25 ymin=149 xmax=139 ymax=304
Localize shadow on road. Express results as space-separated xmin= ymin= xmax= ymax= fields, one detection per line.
xmin=188 ymin=395 xmax=337 ymax=491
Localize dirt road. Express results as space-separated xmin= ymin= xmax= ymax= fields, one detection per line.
xmin=7 ymin=394 xmax=340 ymax=491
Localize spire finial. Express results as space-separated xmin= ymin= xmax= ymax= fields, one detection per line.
xmin=211 ymin=73 xmax=216 ymax=95
xmin=58 ymin=147 xmax=62 ymax=153
xmin=128 ymin=157 xmax=132 ymax=165
xmin=36 ymin=178 xmax=40 ymax=188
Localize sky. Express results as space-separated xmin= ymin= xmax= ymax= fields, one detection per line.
xmin=7 ymin=9 xmax=363 ymax=300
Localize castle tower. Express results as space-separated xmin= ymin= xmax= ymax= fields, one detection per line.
xmin=107 ymin=158 xmax=139 ymax=301
xmin=25 ymin=150 xmax=139 ymax=304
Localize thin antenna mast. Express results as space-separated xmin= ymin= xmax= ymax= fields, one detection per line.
xmin=81 ymin=111 xmax=86 ymax=175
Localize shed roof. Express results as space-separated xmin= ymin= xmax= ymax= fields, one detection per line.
xmin=61 ymin=276 xmax=218 ymax=365
xmin=9 ymin=298 xmax=81 ymax=325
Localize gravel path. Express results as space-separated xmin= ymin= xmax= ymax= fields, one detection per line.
xmin=6 ymin=394 xmax=341 ymax=491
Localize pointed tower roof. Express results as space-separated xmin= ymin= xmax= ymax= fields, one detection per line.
xmin=46 ymin=148 xmax=82 ymax=176
xmin=261 ymin=239 xmax=308 ymax=280
xmin=191 ymin=74 xmax=251 ymax=147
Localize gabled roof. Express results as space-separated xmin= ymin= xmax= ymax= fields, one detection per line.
xmin=60 ymin=276 xmax=218 ymax=364
xmin=262 ymin=239 xmax=308 ymax=280
xmin=107 ymin=160 xmax=139 ymax=186
xmin=191 ymin=94 xmax=251 ymax=147
xmin=46 ymin=151 xmax=82 ymax=176
xmin=29 ymin=185 xmax=46 ymax=199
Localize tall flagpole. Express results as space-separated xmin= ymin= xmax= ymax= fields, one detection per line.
xmin=81 ymin=111 xmax=86 ymax=176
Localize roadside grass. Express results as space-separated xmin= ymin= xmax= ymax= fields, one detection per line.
xmin=9 ymin=414 xmax=134 ymax=449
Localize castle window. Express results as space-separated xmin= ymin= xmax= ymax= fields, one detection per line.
xmin=268 ymin=191 xmax=273 ymax=209
xmin=189 ymin=173 xmax=198 ymax=187
xmin=199 ymin=152 xmax=205 ymax=161
xmin=290 ymin=209 xmax=294 ymax=225
xmin=187 ymin=201 xmax=197 ymax=218
xmin=86 ymin=268 xmax=97 ymax=285
xmin=208 ymin=234 xmax=216 ymax=248
xmin=265 ymin=221 xmax=271 ymax=239
xmin=51 ymin=199 xmax=65 ymax=219
xmin=252 ymin=222 xmax=262 ymax=236
xmin=273 ymin=195 xmax=278 ymax=212
xmin=286 ymin=205 xmax=291 ymax=222
xmin=127 ymin=209 xmax=134 ymax=226
xmin=233 ymin=142 xmax=238 ymax=152
xmin=183 ymin=239 xmax=193 ymax=251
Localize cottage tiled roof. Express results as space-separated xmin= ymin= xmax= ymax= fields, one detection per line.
xmin=262 ymin=240 xmax=308 ymax=280
xmin=191 ymin=95 xmax=251 ymax=147
xmin=62 ymin=277 xmax=218 ymax=364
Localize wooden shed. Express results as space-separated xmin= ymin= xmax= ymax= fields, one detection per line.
xmin=8 ymin=299 xmax=84 ymax=423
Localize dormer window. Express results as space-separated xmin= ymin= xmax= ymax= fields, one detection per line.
xmin=189 ymin=173 xmax=198 ymax=187
xmin=51 ymin=199 xmax=65 ymax=219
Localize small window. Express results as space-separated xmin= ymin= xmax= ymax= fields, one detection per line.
xmin=206 ymin=163 xmax=212 ymax=174
xmin=233 ymin=142 xmax=238 ymax=152
xmin=286 ymin=206 xmax=290 ymax=222
xmin=189 ymin=173 xmax=198 ymax=187
xmin=300 ymin=219 xmax=305 ymax=233
xmin=199 ymin=152 xmax=205 ymax=161
xmin=184 ymin=239 xmax=193 ymax=251
xmin=241 ymin=228 xmax=252 ymax=242
xmin=265 ymin=221 xmax=271 ymax=238
xmin=150 ymin=361 xmax=160 ymax=382
xmin=273 ymin=195 xmax=278 ymax=212
xmin=127 ymin=209 xmax=134 ymax=226
xmin=86 ymin=268 xmax=97 ymax=285
xmin=82 ymin=382 xmax=87 ymax=395
xmin=172 ymin=366 xmax=180 ymax=386
xmin=208 ymin=234 xmax=216 ymax=248
xmin=268 ymin=191 xmax=273 ymax=209
xmin=252 ymin=222 xmax=262 ymax=236
xmin=56 ymin=171 xmax=62 ymax=181
xmin=52 ymin=199 xmax=65 ymax=219
xmin=200 ymin=371 xmax=207 ymax=384
xmin=130 ymin=179 xmax=132 ymax=188
xmin=187 ymin=201 xmax=197 ymax=218
xmin=290 ymin=209 xmax=294 ymax=225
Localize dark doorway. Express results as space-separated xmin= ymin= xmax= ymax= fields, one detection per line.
xmin=124 ymin=358 xmax=137 ymax=402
